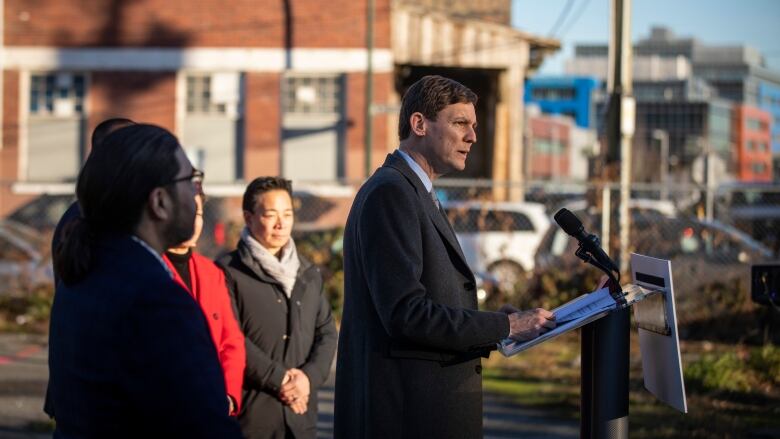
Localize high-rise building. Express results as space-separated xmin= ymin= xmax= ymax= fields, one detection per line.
xmin=566 ymin=27 xmax=780 ymax=182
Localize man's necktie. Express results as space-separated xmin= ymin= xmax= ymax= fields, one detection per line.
xmin=430 ymin=188 xmax=453 ymax=226
xmin=430 ymin=188 xmax=442 ymax=210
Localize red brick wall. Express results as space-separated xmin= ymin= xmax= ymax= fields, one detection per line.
xmin=529 ymin=116 xmax=571 ymax=179
xmin=1 ymin=71 xmax=20 ymax=182
xmin=0 ymin=70 xmax=30 ymax=216
xmin=244 ymin=73 xmax=281 ymax=179
xmin=89 ymin=72 xmax=177 ymax=141
xmin=243 ymin=71 xmax=391 ymax=181
xmin=345 ymin=72 xmax=391 ymax=180
xmin=5 ymin=0 xmax=390 ymax=49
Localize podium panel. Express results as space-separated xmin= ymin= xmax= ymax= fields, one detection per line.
xmin=631 ymin=253 xmax=688 ymax=413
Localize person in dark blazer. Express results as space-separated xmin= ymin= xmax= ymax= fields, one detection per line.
xmin=334 ymin=75 xmax=556 ymax=439
xmin=48 ymin=124 xmax=242 ymax=438
xmin=218 ymin=176 xmax=338 ymax=439
xmin=50 ymin=117 xmax=135 ymax=282
xmin=45 ymin=117 xmax=136 ymax=420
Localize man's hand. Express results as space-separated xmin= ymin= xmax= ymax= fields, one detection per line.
xmin=507 ymin=308 xmax=556 ymax=341
xmin=279 ymin=368 xmax=311 ymax=414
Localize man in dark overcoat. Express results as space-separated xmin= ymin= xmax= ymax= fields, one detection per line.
xmin=334 ymin=75 xmax=556 ymax=438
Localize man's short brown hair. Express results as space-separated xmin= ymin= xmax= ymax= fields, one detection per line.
xmin=398 ymin=75 xmax=478 ymax=141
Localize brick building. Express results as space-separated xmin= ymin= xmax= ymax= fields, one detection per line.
xmin=1 ymin=0 xmax=395 ymax=212
xmin=0 ymin=0 xmax=557 ymax=215
xmin=526 ymin=113 xmax=570 ymax=180
xmin=732 ymin=105 xmax=773 ymax=182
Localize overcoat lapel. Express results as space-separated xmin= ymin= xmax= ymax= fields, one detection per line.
xmin=383 ymin=152 xmax=474 ymax=281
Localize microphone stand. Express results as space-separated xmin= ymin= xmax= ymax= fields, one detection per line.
xmin=574 ymin=243 xmax=625 ymax=306
xmin=577 ymin=243 xmax=630 ymax=439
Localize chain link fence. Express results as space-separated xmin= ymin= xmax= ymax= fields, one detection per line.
xmin=1 ymin=179 xmax=779 ymax=340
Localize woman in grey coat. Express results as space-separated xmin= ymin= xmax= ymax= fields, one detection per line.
xmin=218 ymin=177 xmax=337 ymax=439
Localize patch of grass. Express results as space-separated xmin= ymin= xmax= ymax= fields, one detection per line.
xmin=483 ymin=334 xmax=780 ymax=438
xmin=685 ymin=344 xmax=780 ymax=394
xmin=482 ymin=369 xmax=579 ymax=416
xmin=748 ymin=344 xmax=780 ymax=387
xmin=685 ymin=351 xmax=755 ymax=392
xmin=0 ymin=285 xmax=53 ymax=333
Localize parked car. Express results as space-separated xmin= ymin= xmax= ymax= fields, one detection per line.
xmin=0 ymin=220 xmax=53 ymax=295
xmin=715 ymin=183 xmax=780 ymax=257
xmin=5 ymin=194 xmax=75 ymax=232
xmin=531 ymin=207 xmax=773 ymax=306
xmin=442 ymin=201 xmax=551 ymax=296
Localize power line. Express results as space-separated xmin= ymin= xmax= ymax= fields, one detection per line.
xmin=548 ymin=0 xmax=577 ymax=37
xmin=557 ymin=0 xmax=592 ymax=38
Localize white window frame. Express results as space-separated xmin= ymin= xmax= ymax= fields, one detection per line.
xmin=18 ymin=70 xmax=91 ymax=182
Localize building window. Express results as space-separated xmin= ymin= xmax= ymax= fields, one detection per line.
xmin=534 ymin=139 xmax=565 ymax=154
xmin=751 ymin=162 xmax=766 ymax=174
xmin=532 ymin=87 xmax=575 ymax=101
xmin=181 ymin=73 xmax=242 ymax=182
xmin=186 ymin=74 xmax=242 ymax=115
xmin=280 ymin=74 xmax=346 ymax=182
xmin=746 ymin=140 xmax=755 ymax=151
xmin=283 ymin=76 xmax=342 ymax=115
xmin=29 ymin=73 xmax=86 ymax=116
xmin=26 ymin=72 xmax=87 ymax=182
xmin=746 ymin=118 xmax=764 ymax=132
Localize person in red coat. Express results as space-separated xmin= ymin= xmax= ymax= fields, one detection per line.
xmin=164 ymin=193 xmax=246 ymax=415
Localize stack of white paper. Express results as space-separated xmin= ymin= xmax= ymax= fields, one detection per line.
xmin=498 ymin=287 xmax=617 ymax=356
xmin=553 ymin=288 xmax=618 ymax=325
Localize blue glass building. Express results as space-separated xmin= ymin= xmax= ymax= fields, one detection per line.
xmin=758 ymin=82 xmax=780 ymax=154
xmin=524 ymin=76 xmax=600 ymax=128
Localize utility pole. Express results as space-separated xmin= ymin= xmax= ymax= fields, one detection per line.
xmin=581 ymin=0 xmax=632 ymax=438
xmin=364 ymin=0 xmax=374 ymax=179
xmin=652 ymin=129 xmax=669 ymax=201
xmin=704 ymin=138 xmax=714 ymax=221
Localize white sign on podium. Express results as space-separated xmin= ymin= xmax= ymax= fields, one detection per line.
xmin=631 ymin=253 xmax=688 ymax=413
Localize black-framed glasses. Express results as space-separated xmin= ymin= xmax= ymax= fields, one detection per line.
xmin=167 ymin=168 xmax=204 ymax=192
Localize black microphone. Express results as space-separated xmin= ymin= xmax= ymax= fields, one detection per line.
xmin=554 ymin=208 xmax=619 ymax=273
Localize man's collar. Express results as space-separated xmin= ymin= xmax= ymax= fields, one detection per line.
xmin=396 ymin=149 xmax=433 ymax=192
xmin=131 ymin=235 xmax=173 ymax=278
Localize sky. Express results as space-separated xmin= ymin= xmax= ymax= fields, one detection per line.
xmin=512 ymin=0 xmax=780 ymax=75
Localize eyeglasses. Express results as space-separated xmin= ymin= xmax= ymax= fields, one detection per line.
xmin=167 ymin=168 xmax=205 ymax=193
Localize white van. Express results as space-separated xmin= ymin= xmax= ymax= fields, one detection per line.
xmin=442 ymin=201 xmax=551 ymax=295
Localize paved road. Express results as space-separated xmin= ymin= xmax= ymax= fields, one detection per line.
xmin=314 ymin=374 xmax=577 ymax=439
xmin=0 ymin=333 xmax=577 ymax=439
xmin=0 ymin=334 xmax=49 ymax=439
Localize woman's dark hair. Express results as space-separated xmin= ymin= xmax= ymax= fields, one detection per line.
xmin=55 ymin=124 xmax=182 ymax=285
xmin=398 ymin=75 xmax=478 ymax=141
xmin=91 ymin=118 xmax=135 ymax=150
xmin=242 ymin=176 xmax=293 ymax=213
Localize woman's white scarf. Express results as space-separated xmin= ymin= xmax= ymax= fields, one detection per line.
xmin=241 ymin=227 xmax=300 ymax=298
